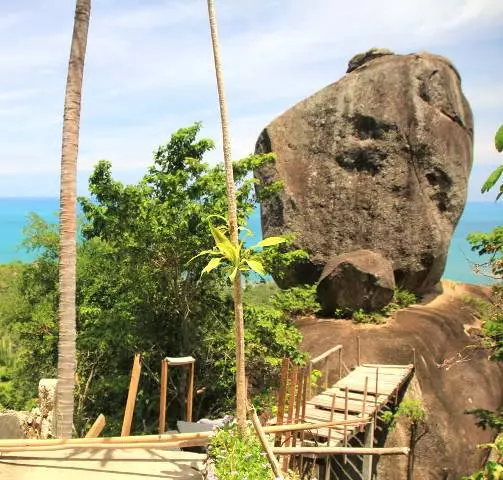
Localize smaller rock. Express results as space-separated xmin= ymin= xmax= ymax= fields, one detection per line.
xmin=317 ymin=249 xmax=395 ymax=314
xmin=0 ymin=411 xmax=25 ymax=439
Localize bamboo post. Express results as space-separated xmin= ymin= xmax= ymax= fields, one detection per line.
xmin=338 ymin=348 xmax=342 ymax=380
xmin=299 ymin=368 xmax=308 ymax=476
xmin=250 ymin=407 xmax=283 ymax=479
xmin=85 ymin=414 xmax=106 ymax=438
xmin=323 ymin=357 xmax=329 ymax=390
xmin=360 ymin=376 xmax=369 ymax=433
xmin=324 ymin=393 xmax=337 ymax=480
xmin=292 ymin=368 xmax=304 ymax=449
xmin=343 ymin=386 xmax=349 ymax=464
xmin=186 ymin=361 xmax=195 ymax=422
xmin=362 ymin=416 xmax=376 ymax=480
xmin=283 ymin=364 xmax=298 ymax=472
xmin=357 ymin=336 xmax=361 ymax=366
xmin=275 ymin=358 xmax=289 ymax=447
xmin=412 ymin=348 xmax=416 ymax=368
xmin=375 ymin=367 xmax=379 ymax=408
xmin=121 ymin=354 xmax=141 ymax=437
xmin=159 ymin=359 xmax=168 ymax=433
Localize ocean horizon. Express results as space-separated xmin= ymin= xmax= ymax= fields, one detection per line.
xmin=0 ymin=197 xmax=500 ymax=286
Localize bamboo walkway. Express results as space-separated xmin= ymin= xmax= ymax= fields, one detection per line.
xmin=304 ymin=363 xmax=414 ymax=443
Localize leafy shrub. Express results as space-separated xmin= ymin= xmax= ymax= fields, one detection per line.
xmin=243 ymin=282 xmax=280 ymax=306
xmin=463 ymin=435 xmax=503 ymax=480
xmin=271 ymin=285 xmax=320 ymax=316
xmin=207 ymin=422 xmax=301 ymax=480
xmin=207 ymin=423 xmax=275 ymax=480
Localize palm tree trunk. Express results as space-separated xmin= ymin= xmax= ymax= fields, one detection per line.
xmin=57 ymin=0 xmax=91 ymax=439
xmin=206 ymin=0 xmax=247 ymax=430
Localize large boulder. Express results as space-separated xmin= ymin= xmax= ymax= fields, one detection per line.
xmin=317 ymin=249 xmax=395 ymax=313
xmin=255 ymin=49 xmax=473 ymax=294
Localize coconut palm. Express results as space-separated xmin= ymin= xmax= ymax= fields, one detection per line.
xmin=206 ymin=0 xmax=247 ymax=430
xmin=57 ymin=0 xmax=91 ymax=439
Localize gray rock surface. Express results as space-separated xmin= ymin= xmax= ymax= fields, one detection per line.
xmin=317 ymin=249 xmax=395 ymax=313
xmin=255 ymin=50 xmax=473 ymax=294
xmin=0 ymin=411 xmax=25 ymax=439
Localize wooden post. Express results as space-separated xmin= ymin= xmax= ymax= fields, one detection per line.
xmin=299 ymin=368 xmax=308 ymax=476
xmin=283 ymin=364 xmax=298 ymax=472
xmin=343 ymin=386 xmax=349 ymax=464
xmin=275 ymin=358 xmax=289 ymax=447
xmin=357 ymin=336 xmax=361 ymax=366
xmin=323 ymin=357 xmax=329 ymax=390
xmin=412 ymin=348 xmax=416 ymax=368
xmin=85 ymin=414 xmax=105 ymax=438
xmin=292 ymin=368 xmax=304 ymax=448
xmin=324 ymin=393 xmax=337 ymax=480
xmin=186 ymin=361 xmax=195 ymax=422
xmin=362 ymin=416 xmax=376 ymax=480
xmin=360 ymin=376 xmax=369 ymax=433
xmin=121 ymin=354 xmax=141 ymax=437
xmin=250 ymin=407 xmax=283 ymax=479
xmin=338 ymin=348 xmax=342 ymax=380
xmin=159 ymin=359 xmax=168 ymax=433
xmin=375 ymin=367 xmax=379 ymax=408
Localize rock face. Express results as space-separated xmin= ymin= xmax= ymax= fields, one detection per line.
xmin=317 ymin=249 xmax=395 ymax=313
xmin=298 ymin=282 xmax=503 ymax=479
xmin=255 ymin=50 xmax=473 ymax=294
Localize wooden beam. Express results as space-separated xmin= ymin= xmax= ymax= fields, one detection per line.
xmin=283 ymin=364 xmax=298 ymax=471
xmin=121 ymin=354 xmax=141 ymax=437
xmin=85 ymin=414 xmax=106 ymax=438
xmin=265 ymin=418 xmax=369 ymax=434
xmin=272 ymin=446 xmax=410 ymax=456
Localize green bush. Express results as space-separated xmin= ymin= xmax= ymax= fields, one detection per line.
xmin=271 ymin=285 xmax=320 ymax=316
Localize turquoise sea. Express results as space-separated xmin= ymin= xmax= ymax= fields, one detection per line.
xmin=0 ymin=198 xmax=500 ymax=285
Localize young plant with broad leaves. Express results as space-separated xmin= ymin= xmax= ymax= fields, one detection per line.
xmin=192 ymin=217 xmax=285 ymax=282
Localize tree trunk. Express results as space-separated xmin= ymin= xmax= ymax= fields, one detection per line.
xmin=57 ymin=0 xmax=91 ymax=439
xmin=206 ymin=0 xmax=247 ymax=430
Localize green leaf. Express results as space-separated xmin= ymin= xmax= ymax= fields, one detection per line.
xmin=216 ymin=240 xmax=239 ymax=264
xmin=257 ymin=236 xmax=286 ymax=248
xmin=201 ymin=257 xmax=223 ymax=276
xmin=210 ymin=225 xmax=228 ymax=245
xmin=495 ymin=125 xmax=503 ymax=153
xmin=188 ymin=249 xmax=219 ymax=263
xmin=229 ymin=266 xmax=239 ymax=282
xmin=482 ymin=165 xmax=503 ymax=194
xmin=244 ymin=259 xmax=266 ymax=276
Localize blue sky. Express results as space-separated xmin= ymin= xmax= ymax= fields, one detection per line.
xmin=0 ymin=0 xmax=502 ymax=200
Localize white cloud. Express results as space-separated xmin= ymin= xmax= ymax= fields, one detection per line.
xmin=0 ymin=0 xmax=501 ymax=199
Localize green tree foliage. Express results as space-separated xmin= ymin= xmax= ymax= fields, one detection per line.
xmin=3 ymin=124 xmax=304 ymax=435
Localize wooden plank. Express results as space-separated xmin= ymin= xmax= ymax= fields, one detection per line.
xmin=85 ymin=414 xmax=106 ymax=438
xmin=272 ymin=446 xmax=410 ymax=456
xmin=121 ymin=354 xmax=141 ymax=437
xmin=307 ymin=395 xmax=376 ymax=413
xmin=361 ymin=363 xmax=413 ymax=369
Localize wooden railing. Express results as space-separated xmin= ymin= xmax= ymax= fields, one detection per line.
xmin=308 ymin=344 xmax=344 ymax=398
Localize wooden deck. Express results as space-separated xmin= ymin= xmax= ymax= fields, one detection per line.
xmin=275 ymin=363 xmax=414 ymax=445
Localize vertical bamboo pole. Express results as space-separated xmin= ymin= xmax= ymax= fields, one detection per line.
xmin=338 ymin=348 xmax=342 ymax=380
xmin=375 ymin=367 xmax=379 ymax=408
xmin=292 ymin=368 xmax=304 ymax=448
xmin=299 ymin=368 xmax=308 ymax=476
xmin=159 ymin=359 xmax=168 ymax=433
xmin=282 ymin=365 xmax=298 ymax=472
xmin=186 ymin=361 xmax=195 ymax=422
xmin=323 ymin=357 xmax=329 ymax=390
xmin=343 ymin=386 xmax=349 ymax=464
xmin=275 ymin=358 xmax=289 ymax=447
xmin=121 ymin=354 xmax=141 ymax=437
xmin=360 ymin=376 xmax=369 ymax=433
xmin=324 ymin=392 xmax=337 ymax=480
xmin=357 ymin=336 xmax=361 ymax=366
